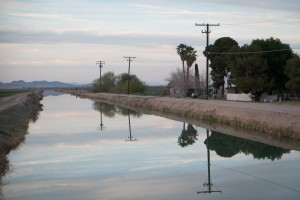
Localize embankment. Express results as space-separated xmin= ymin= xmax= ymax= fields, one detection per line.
xmin=0 ymin=91 xmax=43 ymax=183
xmin=60 ymin=90 xmax=300 ymax=148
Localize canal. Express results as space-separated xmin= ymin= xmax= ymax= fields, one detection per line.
xmin=1 ymin=91 xmax=300 ymax=200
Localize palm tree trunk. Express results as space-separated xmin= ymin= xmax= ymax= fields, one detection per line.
xmin=186 ymin=67 xmax=190 ymax=96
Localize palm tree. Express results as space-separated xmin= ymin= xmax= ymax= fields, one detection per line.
xmin=176 ymin=44 xmax=188 ymax=96
xmin=186 ymin=46 xmax=197 ymax=95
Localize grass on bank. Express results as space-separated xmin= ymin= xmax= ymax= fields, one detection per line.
xmin=0 ymin=90 xmax=32 ymax=98
xmin=144 ymin=86 xmax=169 ymax=96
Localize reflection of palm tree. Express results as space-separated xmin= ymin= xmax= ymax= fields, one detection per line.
xmin=178 ymin=123 xmax=198 ymax=147
xmin=205 ymin=131 xmax=290 ymax=160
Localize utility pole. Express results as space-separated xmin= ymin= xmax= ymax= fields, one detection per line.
xmin=96 ymin=60 xmax=105 ymax=90
xmin=195 ymin=23 xmax=219 ymax=99
xmin=123 ymin=56 xmax=136 ymax=94
xmin=198 ymin=129 xmax=222 ymax=194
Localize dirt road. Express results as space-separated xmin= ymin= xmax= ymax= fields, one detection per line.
xmin=0 ymin=93 xmax=29 ymax=112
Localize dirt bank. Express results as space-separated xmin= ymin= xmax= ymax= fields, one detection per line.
xmin=60 ymin=90 xmax=300 ymax=141
xmin=0 ymin=90 xmax=43 ymax=183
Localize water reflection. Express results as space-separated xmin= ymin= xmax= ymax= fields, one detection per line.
xmin=93 ymin=102 xmax=142 ymax=140
xmin=198 ymin=129 xmax=222 ymax=195
xmin=126 ymin=108 xmax=137 ymax=142
xmin=2 ymin=95 xmax=300 ymax=200
xmin=93 ymin=102 xmax=143 ymax=118
xmin=178 ymin=123 xmax=198 ymax=147
xmin=96 ymin=102 xmax=106 ymax=131
xmin=205 ymin=131 xmax=290 ymax=160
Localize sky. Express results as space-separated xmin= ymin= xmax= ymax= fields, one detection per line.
xmin=0 ymin=0 xmax=300 ymax=85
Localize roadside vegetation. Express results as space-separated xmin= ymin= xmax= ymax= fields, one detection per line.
xmin=92 ymin=72 xmax=147 ymax=94
xmin=168 ymin=37 xmax=299 ymax=101
xmin=206 ymin=37 xmax=299 ymax=100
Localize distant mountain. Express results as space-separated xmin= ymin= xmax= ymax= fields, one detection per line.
xmin=0 ymin=80 xmax=90 ymax=89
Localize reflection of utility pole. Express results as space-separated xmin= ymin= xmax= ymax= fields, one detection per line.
xmin=97 ymin=105 xmax=106 ymax=131
xmin=96 ymin=60 xmax=105 ymax=89
xmin=195 ymin=23 xmax=219 ymax=99
xmin=123 ymin=56 xmax=136 ymax=94
xmin=125 ymin=108 xmax=137 ymax=141
xmin=198 ymin=129 xmax=221 ymax=194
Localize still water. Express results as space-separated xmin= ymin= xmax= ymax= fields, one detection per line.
xmin=2 ymin=91 xmax=300 ymax=200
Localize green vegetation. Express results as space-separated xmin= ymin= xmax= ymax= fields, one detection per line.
xmin=285 ymin=56 xmax=300 ymax=98
xmin=92 ymin=71 xmax=146 ymax=94
xmin=0 ymin=90 xmax=31 ymax=98
xmin=203 ymin=36 xmax=298 ymax=100
xmin=229 ymin=45 xmax=269 ymax=100
xmin=251 ymin=37 xmax=293 ymax=94
xmin=206 ymin=37 xmax=238 ymax=97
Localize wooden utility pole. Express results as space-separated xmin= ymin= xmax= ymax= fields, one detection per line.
xmin=195 ymin=23 xmax=219 ymax=99
xmin=96 ymin=60 xmax=105 ymax=89
xmin=123 ymin=56 xmax=136 ymax=94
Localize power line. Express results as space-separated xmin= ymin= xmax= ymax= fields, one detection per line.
xmin=222 ymin=14 xmax=300 ymax=26
xmin=208 ymin=48 xmax=298 ymax=55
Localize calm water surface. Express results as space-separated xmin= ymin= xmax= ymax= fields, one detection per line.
xmin=1 ymin=91 xmax=300 ymax=200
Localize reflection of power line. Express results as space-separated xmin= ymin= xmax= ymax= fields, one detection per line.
xmin=198 ymin=129 xmax=221 ymax=194
xmin=212 ymin=163 xmax=300 ymax=194
xmin=125 ymin=108 xmax=137 ymax=142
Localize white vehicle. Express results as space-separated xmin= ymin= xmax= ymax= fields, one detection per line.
xmin=191 ymin=91 xmax=199 ymax=98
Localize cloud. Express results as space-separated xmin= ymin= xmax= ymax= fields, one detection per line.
xmin=0 ymin=28 xmax=201 ymax=47
xmin=186 ymin=0 xmax=300 ymax=12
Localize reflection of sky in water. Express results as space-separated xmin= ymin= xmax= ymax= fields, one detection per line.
xmin=2 ymin=93 xmax=300 ymax=200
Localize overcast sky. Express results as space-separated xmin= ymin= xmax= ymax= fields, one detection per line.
xmin=1 ymin=0 xmax=300 ymax=85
